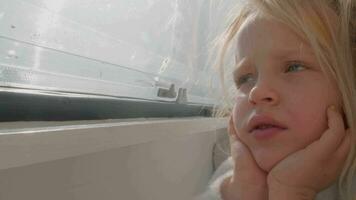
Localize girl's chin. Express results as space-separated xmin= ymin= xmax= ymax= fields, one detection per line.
xmin=257 ymin=160 xmax=276 ymax=172
xmin=254 ymin=153 xmax=286 ymax=172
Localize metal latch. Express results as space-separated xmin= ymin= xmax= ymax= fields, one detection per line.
xmin=157 ymin=84 xmax=176 ymax=98
xmin=157 ymin=83 xmax=188 ymax=104
xmin=176 ymin=88 xmax=187 ymax=104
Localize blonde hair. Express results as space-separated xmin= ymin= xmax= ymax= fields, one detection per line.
xmin=212 ymin=0 xmax=356 ymax=199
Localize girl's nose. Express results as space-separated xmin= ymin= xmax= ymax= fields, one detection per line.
xmin=248 ymin=80 xmax=280 ymax=106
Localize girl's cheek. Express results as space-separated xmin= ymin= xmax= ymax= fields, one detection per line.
xmin=232 ymin=95 xmax=247 ymax=131
xmin=234 ymin=93 xmax=246 ymax=104
xmin=233 ymin=96 xmax=244 ymax=117
xmin=234 ymin=93 xmax=247 ymax=109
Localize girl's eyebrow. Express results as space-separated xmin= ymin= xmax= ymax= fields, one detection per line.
xmin=233 ymin=44 xmax=316 ymax=76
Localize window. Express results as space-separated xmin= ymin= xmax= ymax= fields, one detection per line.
xmin=0 ymin=0 xmax=235 ymax=121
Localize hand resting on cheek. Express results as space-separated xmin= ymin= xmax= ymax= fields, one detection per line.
xmin=220 ymin=116 xmax=268 ymax=200
xmin=221 ymin=106 xmax=351 ymax=200
xmin=267 ymin=106 xmax=351 ymax=200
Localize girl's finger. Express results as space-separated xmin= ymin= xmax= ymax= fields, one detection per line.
xmin=228 ymin=116 xmax=234 ymax=137
xmin=323 ymin=130 xmax=351 ymax=181
xmin=332 ymin=129 xmax=351 ymax=163
xmin=228 ymin=115 xmax=239 ymax=139
xmin=327 ymin=106 xmax=345 ymax=132
xmin=309 ymin=106 xmax=346 ymax=159
xmin=228 ymin=116 xmax=249 ymax=160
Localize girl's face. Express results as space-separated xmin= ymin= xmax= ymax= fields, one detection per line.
xmin=232 ymin=16 xmax=341 ymax=172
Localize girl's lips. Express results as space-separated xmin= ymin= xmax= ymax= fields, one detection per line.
xmin=247 ymin=114 xmax=288 ymax=140
xmin=251 ymin=126 xmax=287 ymax=140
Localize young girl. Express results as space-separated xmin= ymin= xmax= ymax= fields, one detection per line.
xmin=197 ymin=0 xmax=356 ymax=200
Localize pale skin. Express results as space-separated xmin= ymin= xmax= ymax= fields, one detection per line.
xmin=220 ymin=16 xmax=351 ymax=200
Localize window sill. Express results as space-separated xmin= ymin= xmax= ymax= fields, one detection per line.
xmin=0 ymin=117 xmax=227 ymax=170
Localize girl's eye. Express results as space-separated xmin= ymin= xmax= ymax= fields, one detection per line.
xmin=285 ymin=62 xmax=306 ymax=73
xmin=235 ymin=73 xmax=255 ymax=88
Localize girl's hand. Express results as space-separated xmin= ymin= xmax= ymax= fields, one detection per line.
xmin=221 ymin=116 xmax=268 ymax=200
xmin=267 ymin=106 xmax=351 ymax=200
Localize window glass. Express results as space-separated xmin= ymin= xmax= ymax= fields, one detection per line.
xmin=0 ymin=0 xmax=236 ymax=105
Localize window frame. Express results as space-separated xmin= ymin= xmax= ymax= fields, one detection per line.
xmin=0 ymin=87 xmax=213 ymax=122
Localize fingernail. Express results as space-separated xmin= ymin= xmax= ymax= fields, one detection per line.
xmin=329 ymin=105 xmax=336 ymax=111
